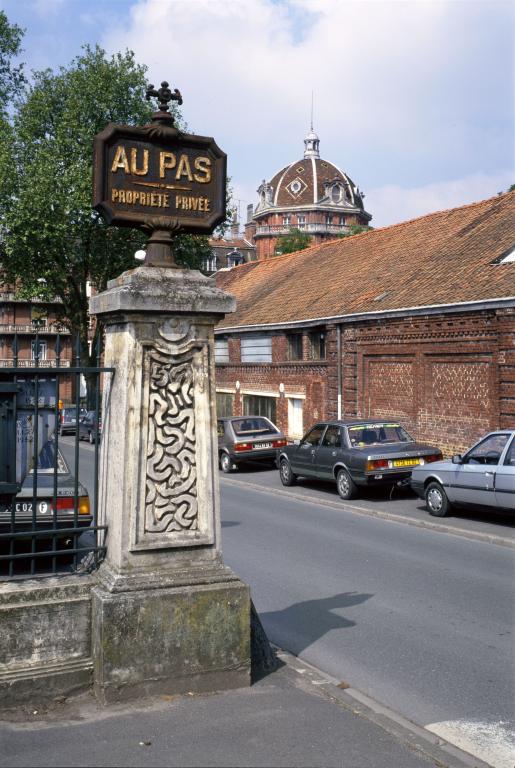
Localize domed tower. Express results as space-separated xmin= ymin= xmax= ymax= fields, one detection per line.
xmin=245 ymin=129 xmax=372 ymax=260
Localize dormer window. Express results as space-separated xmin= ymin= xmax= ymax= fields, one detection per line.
xmin=331 ymin=185 xmax=341 ymax=203
xmin=227 ymin=250 xmax=243 ymax=268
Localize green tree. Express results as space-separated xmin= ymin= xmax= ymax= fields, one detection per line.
xmin=274 ymin=228 xmax=312 ymax=255
xmin=337 ymin=224 xmax=373 ymax=238
xmin=1 ymin=44 xmax=215 ymax=403
xmin=0 ymin=12 xmax=25 ymax=220
xmin=0 ymin=10 xmax=25 ymax=113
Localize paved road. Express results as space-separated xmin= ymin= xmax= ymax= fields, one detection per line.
xmin=219 ymin=465 xmax=515 ymax=768
xmin=58 ymin=442 xmax=515 ymax=766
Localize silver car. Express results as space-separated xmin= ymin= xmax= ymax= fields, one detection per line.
xmin=411 ymin=430 xmax=515 ymax=516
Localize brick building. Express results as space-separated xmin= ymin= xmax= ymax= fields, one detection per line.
xmin=244 ymin=128 xmax=371 ymax=260
xmin=215 ymin=192 xmax=515 ymax=456
xmin=0 ymin=272 xmax=75 ymax=402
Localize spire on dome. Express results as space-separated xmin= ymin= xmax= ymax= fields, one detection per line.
xmin=304 ymin=92 xmax=320 ymax=158
xmin=304 ymin=128 xmax=320 ymax=158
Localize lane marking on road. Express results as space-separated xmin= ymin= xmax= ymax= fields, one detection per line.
xmin=220 ymin=476 xmax=514 ymax=548
xmin=426 ymin=719 xmax=515 ymax=768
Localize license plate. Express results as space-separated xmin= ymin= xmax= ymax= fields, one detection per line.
xmin=14 ymin=501 xmax=50 ymax=514
xmin=253 ymin=442 xmax=272 ymax=450
xmin=393 ymin=458 xmax=420 ymax=467
xmin=15 ymin=502 xmax=33 ymax=513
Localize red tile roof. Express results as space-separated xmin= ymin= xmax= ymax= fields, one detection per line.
xmin=215 ymin=192 xmax=515 ymax=329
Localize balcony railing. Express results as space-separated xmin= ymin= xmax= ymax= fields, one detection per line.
xmin=0 ymin=292 xmax=63 ymax=304
xmin=0 ymin=324 xmax=70 ymax=334
xmin=0 ymin=359 xmax=71 ymax=368
xmin=254 ymin=223 xmax=349 ymax=236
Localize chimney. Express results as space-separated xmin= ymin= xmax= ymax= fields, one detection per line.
xmin=230 ymin=209 xmax=239 ymax=239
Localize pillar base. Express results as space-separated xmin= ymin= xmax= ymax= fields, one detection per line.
xmin=92 ymin=572 xmax=250 ymax=704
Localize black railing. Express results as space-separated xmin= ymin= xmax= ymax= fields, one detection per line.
xmin=0 ymin=330 xmax=112 ymax=579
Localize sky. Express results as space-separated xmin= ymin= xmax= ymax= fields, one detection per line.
xmin=2 ymin=0 xmax=514 ymax=229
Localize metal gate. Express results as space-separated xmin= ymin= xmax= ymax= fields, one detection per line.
xmin=0 ymin=332 xmax=111 ymax=579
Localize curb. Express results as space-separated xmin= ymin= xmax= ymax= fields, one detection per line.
xmin=275 ymin=647 xmax=492 ymax=768
xmin=221 ymin=476 xmax=514 ymax=549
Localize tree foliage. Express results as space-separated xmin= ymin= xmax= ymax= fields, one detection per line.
xmin=274 ymin=228 xmax=312 ymax=255
xmin=1 ymin=44 xmax=218 ymax=397
xmin=0 ymin=10 xmax=25 ymax=114
xmin=2 ymin=46 xmax=155 ymax=378
xmin=337 ymin=224 xmax=373 ymax=238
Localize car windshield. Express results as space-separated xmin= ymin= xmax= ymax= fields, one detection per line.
xmin=347 ymin=423 xmax=413 ymax=447
xmin=231 ymin=417 xmax=279 ymax=437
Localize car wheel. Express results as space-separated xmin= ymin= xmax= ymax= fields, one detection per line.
xmin=425 ymin=481 xmax=450 ymax=517
xmin=336 ymin=468 xmax=357 ymax=500
xmin=279 ymin=458 xmax=297 ymax=486
xmin=220 ymin=453 xmax=233 ymax=473
xmin=88 ymin=431 xmax=94 ymax=444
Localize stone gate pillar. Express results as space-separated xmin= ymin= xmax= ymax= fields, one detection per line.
xmin=89 ymin=265 xmax=250 ymax=703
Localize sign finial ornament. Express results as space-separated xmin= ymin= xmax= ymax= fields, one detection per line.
xmin=146 ymin=81 xmax=183 ymax=114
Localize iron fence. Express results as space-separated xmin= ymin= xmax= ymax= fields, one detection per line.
xmin=0 ymin=329 xmax=112 ymax=579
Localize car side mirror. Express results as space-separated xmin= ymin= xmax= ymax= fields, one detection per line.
xmin=452 ymin=454 xmax=463 ymax=464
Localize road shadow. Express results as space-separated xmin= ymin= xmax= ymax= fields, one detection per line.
xmin=414 ymin=501 xmax=515 ymax=528
xmin=260 ymin=591 xmax=374 ymax=655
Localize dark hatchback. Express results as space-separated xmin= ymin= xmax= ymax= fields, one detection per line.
xmin=218 ymin=416 xmax=287 ymax=473
xmin=278 ymin=419 xmax=442 ymax=500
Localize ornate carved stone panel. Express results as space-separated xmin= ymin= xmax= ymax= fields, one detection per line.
xmin=145 ymin=350 xmax=198 ymax=533
xmin=132 ymin=318 xmax=216 ymax=551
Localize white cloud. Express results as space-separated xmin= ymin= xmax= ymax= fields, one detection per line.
xmin=367 ymin=171 xmax=514 ymax=228
xmin=101 ymin=0 xmax=514 ymax=226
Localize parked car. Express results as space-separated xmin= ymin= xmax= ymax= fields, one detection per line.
xmin=218 ymin=416 xmax=287 ymax=472
xmin=58 ymin=406 xmax=86 ymax=436
xmin=278 ymin=419 xmax=442 ymax=500
xmin=79 ymin=410 xmax=102 ymax=444
xmin=0 ymin=438 xmax=92 ymax=533
xmin=411 ymin=430 xmax=515 ymax=516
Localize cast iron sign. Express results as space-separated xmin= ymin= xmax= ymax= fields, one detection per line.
xmin=92 ymin=82 xmax=226 ymax=236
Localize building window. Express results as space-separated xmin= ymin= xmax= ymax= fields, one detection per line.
xmin=214 ymin=339 xmax=229 ymax=363
xmin=339 ymin=215 xmax=346 ymax=226
xmin=227 ymin=250 xmax=242 ymax=268
xmin=241 ymin=336 xmax=272 ymax=363
xmin=216 ymin=392 xmax=234 ymax=418
xmin=331 ymin=185 xmax=341 ymax=203
xmin=297 ymin=215 xmax=306 ymax=229
xmin=31 ymin=339 xmax=47 ymax=360
xmin=243 ymin=394 xmax=276 ymax=423
xmin=309 ymin=330 xmax=325 ymax=360
xmin=282 ymin=214 xmax=291 ymax=226
xmin=287 ymin=333 xmax=303 ymax=361
xmin=203 ymin=254 xmax=218 ymax=272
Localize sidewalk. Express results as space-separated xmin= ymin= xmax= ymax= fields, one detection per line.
xmin=0 ymin=650 xmax=488 ymax=768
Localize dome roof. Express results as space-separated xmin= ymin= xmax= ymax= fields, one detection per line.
xmin=269 ymin=157 xmax=364 ymax=209
xmin=254 ymin=131 xmax=368 ymax=215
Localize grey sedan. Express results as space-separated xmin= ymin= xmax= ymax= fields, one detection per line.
xmin=411 ymin=430 xmax=515 ymax=515
xmin=278 ymin=419 xmax=442 ymax=500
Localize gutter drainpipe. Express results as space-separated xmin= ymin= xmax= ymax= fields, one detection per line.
xmin=337 ymin=324 xmax=342 ymax=420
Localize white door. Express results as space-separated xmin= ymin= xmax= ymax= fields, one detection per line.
xmin=288 ymin=398 xmax=303 ymax=439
